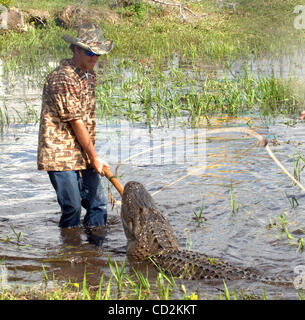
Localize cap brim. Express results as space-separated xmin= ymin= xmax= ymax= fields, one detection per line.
xmin=62 ymin=35 xmax=114 ymax=55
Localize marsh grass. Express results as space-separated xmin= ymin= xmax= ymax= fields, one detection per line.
xmin=0 ymin=261 xmax=289 ymax=300
xmin=285 ymin=192 xmax=299 ymax=209
xmin=293 ymin=151 xmax=305 ymax=183
xmin=108 ymin=255 xmax=126 ymax=299
xmin=0 ymin=1 xmax=302 ymax=131
xmin=0 ymin=102 xmax=39 ymax=130
xmin=267 ymin=213 xmax=305 ymax=253
xmin=230 ymin=182 xmax=237 ymax=213
xmin=94 ymin=61 xmax=302 ymax=127
xmin=0 ymin=224 xmax=29 ymax=248
xmin=2 ymin=0 xmax=304 ymax=75
xmin=0 ymin=105 xmax=10 ymax=131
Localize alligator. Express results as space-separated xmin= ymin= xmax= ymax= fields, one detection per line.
xmin=121 ymin=181 xmax=292 ymax=285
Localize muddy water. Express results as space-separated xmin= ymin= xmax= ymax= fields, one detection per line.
xmin=1 ymin=116 xmax=305 ymax=299
xmin=1 ymin=55 xmax=305 ymax=299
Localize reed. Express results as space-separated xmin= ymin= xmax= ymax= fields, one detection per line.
xmin=285 ymin=192 xmax=299 ymax=209
xmin=107 ymin=255 xmax=126 ymax=299
xmin=94 ymin=63 xmax=301 ymax=127
xmin=192 ymin=199 xmax=207 ymax=225
xmin=230 ymin=182 xmax=237 ymax=213
xmin=293 ymin=151 xmax=305 ymax=183
xmin=297 ymin=238 xmax=305 ymax=253
xmin=266 ymin=213 xmax=305 ymax=253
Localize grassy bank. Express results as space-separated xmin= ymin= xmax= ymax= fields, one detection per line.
xmin=1 ymin=256 xmax=303 ymax=300
xmin=1 ymin=0 xmax=304 ymax=71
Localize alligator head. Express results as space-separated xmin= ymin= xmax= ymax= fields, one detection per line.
xmin=121 ymin=181 xmax=179 ymax=260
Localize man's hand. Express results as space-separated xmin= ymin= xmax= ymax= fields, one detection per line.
xmin=90 ymin=157 xmax=109 ymax=176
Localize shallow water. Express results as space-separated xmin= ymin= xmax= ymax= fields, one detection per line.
xmin=1 ymin=115 xmax=305 ymax=299
xmin=1 ymin=53 xmax=305 ymax=299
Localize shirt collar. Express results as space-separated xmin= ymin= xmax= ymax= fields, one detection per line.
xmin=60 ymin=59 xmax=96 ymax=79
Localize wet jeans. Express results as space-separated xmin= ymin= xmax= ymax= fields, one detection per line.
xmin=48 ymin=169 xmax=107 ymax=228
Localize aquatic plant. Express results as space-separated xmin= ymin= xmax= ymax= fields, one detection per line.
xmin=297 ymin=238 xmax=305 ymax=253
xmin=1 ymin=225 xmax=28 ymax=248
xmin=285 ymin=192 xmax=299 ymax=209
xmin=125 ymin=268 xmax=151 ymax=300
xmin=180 ymin=284 xmax=199 ymax=300
xmin=93 ymin=63 xmax=302 ymax=128
xmin=230 ymin=182 xmax=237 ymax=213
xmin=41 ymin=264 xmax=48 ymax=285
xmin=267 ymin=213 xmax=289 ymax=232
xmin=108 ymin=255 xmax=126 ymax=299
xmin=266 ymin=213 xmax=305 ymax=253
xmin=192 ymin=199 xmax=207 ymax=225
xmin=293 ymin=151 xmax=305 ymax=183
xmin=220 ymin=280 xmax=235 ymax=300
xmin=0 ymin=104 xmax=10 ymax=129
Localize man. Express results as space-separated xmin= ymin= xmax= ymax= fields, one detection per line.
xmin=37 ymin=23 xmax=114 ymax=234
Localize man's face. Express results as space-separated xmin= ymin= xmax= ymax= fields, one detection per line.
xmin=75 ymin=47 xmax=100 ymax=72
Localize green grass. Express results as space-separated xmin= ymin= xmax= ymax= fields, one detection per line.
xmin=0 ymin=100 xmax=39 ymax=132
xmin=14 ymin=0 xmax=72 ymax=12
xmin=0 ymin=256 xmax=299 ymax=300
xmin=94 ymin=63 xmax=303 ymax=127
xmin=1 ymin=0 xmax=304 ymax=74
xmin=266 ymin=212 xmax=305 ymax=253
xmin=230 ymin=182 xmax=237 ymax=213
xmin=0 ymin=0 xmax=14 ymax=7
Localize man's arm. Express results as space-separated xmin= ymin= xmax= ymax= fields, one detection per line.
xmin=69 ymin=119 xmax=108 ymax=175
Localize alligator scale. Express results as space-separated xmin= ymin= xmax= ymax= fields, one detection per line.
xmin=121 ymin=181 xmax=291 ymax=285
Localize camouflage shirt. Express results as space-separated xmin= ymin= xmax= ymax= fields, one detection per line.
xmin=37 ymin=59 xmax=97 ymax=171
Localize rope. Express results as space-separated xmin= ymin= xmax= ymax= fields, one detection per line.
xmin=151 ymin=127 xmax=305 ymax=196
xmin=112 ymin=127 xmax=305 ymax=202
xmin=207 ymin=128 xmax=305 ymax=193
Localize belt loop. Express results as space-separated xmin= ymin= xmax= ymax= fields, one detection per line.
xmin=79 ymin=170 xmax=83 ymax=178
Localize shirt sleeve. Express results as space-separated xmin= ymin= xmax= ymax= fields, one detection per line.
xmin=47 ymin=73 xmax=83 ymax=122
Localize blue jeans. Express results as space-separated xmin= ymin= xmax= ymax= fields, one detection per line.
xmin=48 ymin=169 xmax=107 ymax=228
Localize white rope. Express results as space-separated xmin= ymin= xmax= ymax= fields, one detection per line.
xmin=111 ymin=127 xmax=305 ymax=205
